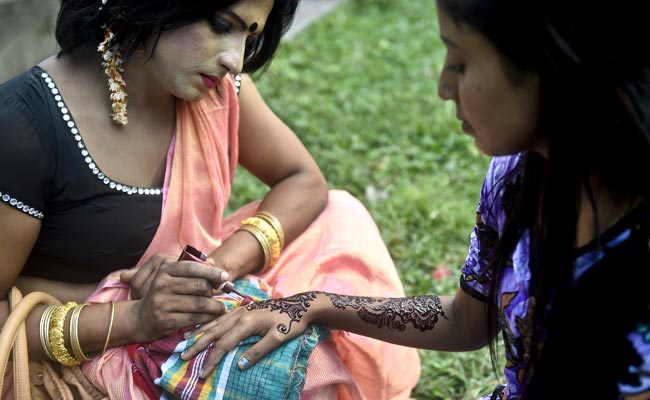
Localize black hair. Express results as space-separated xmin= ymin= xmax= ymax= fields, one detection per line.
xmin=55 ymin=0 xmax=298 ymax=73
xmin=436 ymin=0 xmax=650 ymax=395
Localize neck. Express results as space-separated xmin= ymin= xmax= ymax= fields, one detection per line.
xmin=52 ymin=50 xmax=176 ymax=117
xmin=121 ymin=58 xmax=175 ymax=113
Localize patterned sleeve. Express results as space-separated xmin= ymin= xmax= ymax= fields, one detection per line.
xmin=459 ymin=154 xmax=522 ymax=302
xmin=0 ymin=91 xmax=51 ymax=219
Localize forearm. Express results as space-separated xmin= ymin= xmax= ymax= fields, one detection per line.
xmin=210 ymin=171 xmax=328 ymax=277
xmin=295 ymin=291 xmax=489 ymax=351
xmin=246 ymin=291 xmax=451 ymax=349
xmin=255 ymin=171 xmax=329 ymax=246
xmin=23 ymin=300 xmax=141 ymax=361
xmin=2 ymin=277 xmax=134 ymax=361
xmin=309 ymin=292 xmax=451 ymax=349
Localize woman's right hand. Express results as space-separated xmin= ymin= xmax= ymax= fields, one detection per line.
xmin=129 ymin=258 xmax=230 ymax=343
xmin=120 ymin=253 xmax=218 ymax=299
xmin=120 ymin=253 xmax=176 ymax=299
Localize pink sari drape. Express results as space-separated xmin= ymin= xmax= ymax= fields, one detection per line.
xmin=80 ymin=76 xmax=421 ymax=399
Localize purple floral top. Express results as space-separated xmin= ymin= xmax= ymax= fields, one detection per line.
xmin=461 ymin=154 xmax=650 ymax=399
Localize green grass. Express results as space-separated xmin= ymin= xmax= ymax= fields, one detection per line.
xmin=228 ymin=0 xmax=502 ymax=398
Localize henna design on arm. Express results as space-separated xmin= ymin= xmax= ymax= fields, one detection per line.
xmin=246 ymin=292 xmax=318 ymax=334
xmin=325 ymin=294 xmax=448 ymax=332
xmin=244 ymin=292 xmax=447 ymax=335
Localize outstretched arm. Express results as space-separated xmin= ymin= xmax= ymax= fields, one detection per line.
xmin=182 ymin=287 xmax=493 ymax=379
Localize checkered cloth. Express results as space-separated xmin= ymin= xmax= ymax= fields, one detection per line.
xmin=128 ymin=279 xmax=328 ymax=400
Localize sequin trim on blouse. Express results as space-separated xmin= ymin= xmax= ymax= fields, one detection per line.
xmin=39 ymin=71 xmax=163 ymax=197
xmin=0 ymin=190 xmax=44 ymax=219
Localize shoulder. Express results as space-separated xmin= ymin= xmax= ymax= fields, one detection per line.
xmin=0 ymin=66 xmax=47 ymax=101
xmin=0 ymin=66 xmax=56 ymax=212
xmin=0 ymin=66 xmax=51 ymax=125
xmin=0 ymin=66 xmax=56 ymax=148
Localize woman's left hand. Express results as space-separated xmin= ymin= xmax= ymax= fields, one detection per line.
xmin=180 ymin=293 xmax=318 ymax=379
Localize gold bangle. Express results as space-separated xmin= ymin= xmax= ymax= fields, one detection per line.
xmin=237 ymin=224 xmax=272 ymax=271
xmin=69 ymin=304 xmax=92 ymax=363
xmin=100 ymin=301 xmax=115 ymax=356
xmin=49 ymin=301 xmax=80 ymax=366
xmin=241 ymin=217 xmax=281 ymax=266
xmin=255 ymin=211 xmax=285 ymax=249
xmin=39 ymin=305 xmax=58 ymax=361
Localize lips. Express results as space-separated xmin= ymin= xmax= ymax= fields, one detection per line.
xmin=200 ymin=74 xmax=219 ymax=89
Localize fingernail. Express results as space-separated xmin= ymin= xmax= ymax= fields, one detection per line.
xmin=220 ymin=271 xmax=229 ymax=282
xmin=184 ymin=330 xmax=192 ymax=338
xmin=238 ymin=357 xmax=250 ymax=370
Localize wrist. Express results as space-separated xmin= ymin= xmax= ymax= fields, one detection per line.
xmin=306 ymin=292 xmax=331 ymax=325
xmin=121 ymin=300 xmax=148 ymax=343
xmin=209 ymin=231 xmax=263 ymax=278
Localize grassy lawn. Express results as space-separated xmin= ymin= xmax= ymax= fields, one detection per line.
xmin=228 ymin=0 xmax=503 ymax=398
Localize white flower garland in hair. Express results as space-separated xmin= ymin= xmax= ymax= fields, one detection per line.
xmin=97 ymin=25 xmax=128 ymax=125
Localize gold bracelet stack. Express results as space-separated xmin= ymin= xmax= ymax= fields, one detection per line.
xmin=49 ymin=301 xmax=80 ymax=366
xmin=39 ymin=305 xmax=58 ymax=361
xmin=256 ymin=211 xmax=285 ymax=249
xmin=238 ymin=224 xmax=272 ymax=271
xmin=39 ymin=301 xmax=116 ymax=366
xmin=238 ymin=212 xmax=285 ymax=272
xmin=69 ymin=304 xmax=92 ymax=363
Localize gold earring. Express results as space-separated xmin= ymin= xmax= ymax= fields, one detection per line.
xmin=97 ymin=24 xmax=128 ymax=125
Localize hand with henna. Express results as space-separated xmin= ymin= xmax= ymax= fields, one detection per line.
xmin=180 ymin=292 xmax=318 ymax=379
xmin=180 ymin=291 xmax=453 ymax=379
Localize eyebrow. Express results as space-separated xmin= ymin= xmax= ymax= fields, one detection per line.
xmin=440 ymin=35 xmax=460 ymax=49
xmin=223 ymin=9 xmax=259 ymax=33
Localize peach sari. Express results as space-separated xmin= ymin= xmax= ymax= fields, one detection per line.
xmin=80 ymin=75 xmax=420 ymax=399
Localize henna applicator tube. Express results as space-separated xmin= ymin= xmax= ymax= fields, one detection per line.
xmin=178 ymin=244 xmax=255 ymax=306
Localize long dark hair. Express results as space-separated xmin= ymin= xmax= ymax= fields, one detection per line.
xmin=55 ymin=0 xmax=298 ymax=73
xmin=437 ymin=0 xmax=650 ymax=395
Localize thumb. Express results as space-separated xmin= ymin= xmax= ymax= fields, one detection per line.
xmin=120 ymin=268 xmax=136 ymax=283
